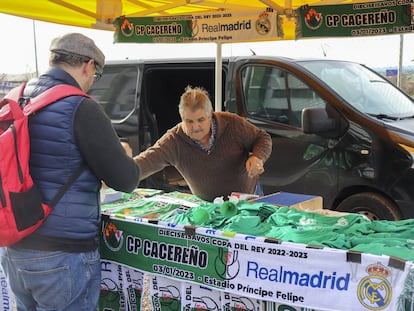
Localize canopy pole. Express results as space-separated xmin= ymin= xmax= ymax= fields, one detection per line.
xmin=215 ymin=42 xmax=222 ymax=112
xmin=33 ymin=20 xmax=39 ymax=77
xmin=397 ymin=34 xmax=404 ymax=88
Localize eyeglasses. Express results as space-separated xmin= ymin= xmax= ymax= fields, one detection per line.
xmin=93 ymin=62 xmax=102 ymax=82
xmin=85 ymin=58 xmax=102 ymax=82
xmin=93 ymin=71 xmax=102 ymax=82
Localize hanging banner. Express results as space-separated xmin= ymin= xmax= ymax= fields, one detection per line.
xmin=297 ymin=0 xmax=413 ymax=38
xmin=99 ymin=261 xmax=145 ymax=311
xmin=113 ymin=9 xmax=280 ymax=44
xmin=100 ymin=217 xmax=414 ymax=311
xmin=0 ymin=267 xmax=14 ymax=311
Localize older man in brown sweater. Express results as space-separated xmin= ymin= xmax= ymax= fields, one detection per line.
xmin=134 ymin=85 xmax=272 ymax=202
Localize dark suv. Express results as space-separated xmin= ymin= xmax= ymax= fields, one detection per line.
xmin=89 ymin=56 xmax=414 ymax=221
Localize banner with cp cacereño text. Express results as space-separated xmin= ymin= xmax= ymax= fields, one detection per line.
xmin=114 ymin=8 xmax=280 ymax=44
xmin=100 ymin=216 xmax=414 ymax=310
xmin=297 ymin=0 xmax=413 ymax=38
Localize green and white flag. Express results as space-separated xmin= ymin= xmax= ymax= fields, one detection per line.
xmin=114 ymin=9 xmax=280 ymax=43
xmin=297 ymin=0 xmax=413 ymax=38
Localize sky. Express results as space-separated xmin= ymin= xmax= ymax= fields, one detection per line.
xmin=2 ymin=12 xmax=414 ymax=75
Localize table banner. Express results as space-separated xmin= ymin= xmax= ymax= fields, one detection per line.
xmin=150 ymin=275 xmax=183 ymax=310
xmin=100 ymin=264 xmax=318 ymax=311
xmin=180 ymin=279 xmax=223 ymax=311
xmin=151 ymin=274 xmax=264 ymax=311
xmin=100 ymin=260 xmax=145 ymax=311
xmin=100 ymin=216 xmax=414 ymax=310
xmin=0 ymin=266 xmax=14 ymax=311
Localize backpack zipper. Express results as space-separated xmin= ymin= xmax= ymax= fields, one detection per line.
xmin=0 ymin=174 xmax=5 ymax=207
xmin=11 ymin=124 xmax=24 ymax=183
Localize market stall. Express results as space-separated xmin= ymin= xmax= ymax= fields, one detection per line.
xmin=99 ymin=189 xmax=414 ymax=311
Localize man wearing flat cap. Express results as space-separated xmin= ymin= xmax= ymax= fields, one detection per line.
xmin=0 ymin=33 xmax=140 ymax=310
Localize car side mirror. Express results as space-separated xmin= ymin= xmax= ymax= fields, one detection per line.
xmin=302 ymin=107 xmax=336 ymax=135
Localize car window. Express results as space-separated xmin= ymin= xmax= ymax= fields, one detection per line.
xmin=301 ymin=60 xmax=414 ymax=118
xmin=241 ymin=65 xmax=325 ymax=127
xmin=89 ymin=65 xmax=139 ymax=121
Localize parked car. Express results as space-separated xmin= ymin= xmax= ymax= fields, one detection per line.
xmin=89 ymin=56 xmax=414 ymax=221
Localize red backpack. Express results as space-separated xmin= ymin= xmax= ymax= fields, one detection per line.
xmin=0 ymin=84 xmax=90 ymax=246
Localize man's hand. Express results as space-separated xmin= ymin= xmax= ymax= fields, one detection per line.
xmin=121 ymin=141 xmax=133 ymax=157
xmin=246 ymin=155 xmax=264 ymax=178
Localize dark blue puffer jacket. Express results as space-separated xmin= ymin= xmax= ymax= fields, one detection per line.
xmin=23 ymin=68 xmax=100 ymax=241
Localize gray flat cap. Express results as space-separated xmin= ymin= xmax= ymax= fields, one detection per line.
xmin=50 ymin=33 xmax=105 ymax=74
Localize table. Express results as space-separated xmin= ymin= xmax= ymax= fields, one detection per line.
xmin=99 ymin=190 xmax=414 ymax=311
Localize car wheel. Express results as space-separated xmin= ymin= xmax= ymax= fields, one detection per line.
xmin=336 ymin=192 xmax=401 ymax=221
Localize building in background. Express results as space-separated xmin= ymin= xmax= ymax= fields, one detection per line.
xmin=0 ymin=73 xmax=35 ymax=99
xmin=379 ymin=66 xmax=414 ymax=98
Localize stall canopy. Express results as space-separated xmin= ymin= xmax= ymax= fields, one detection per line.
xmin=0 ymin=0 xmax=399 ymax=39
xmin=2 ymin=0 xmax=412 ymax=108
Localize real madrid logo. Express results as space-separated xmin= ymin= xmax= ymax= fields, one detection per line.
xmin=255 ymin=12 xmax=271 ymax=35
xmin=357 ymin=262 xmax=392 ymax=310
xmin=120 ymin=18 xmax=134 ymax=37
xmin=304 ymin=8 xmax=323 ymax=30
xmin=102 ymin=221 xmax=124 ymax=252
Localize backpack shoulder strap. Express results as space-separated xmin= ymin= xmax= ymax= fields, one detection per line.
xmin=23 ymin=85 xmax=91 ymax=115
xmin=49 ymin=164 xmax=85 ymax=207
xmin=21 ymin=85 xmax=91 ymax=207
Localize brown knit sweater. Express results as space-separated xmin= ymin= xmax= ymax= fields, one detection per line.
xmin=134 ymin=112 xmax=272 ymax=201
